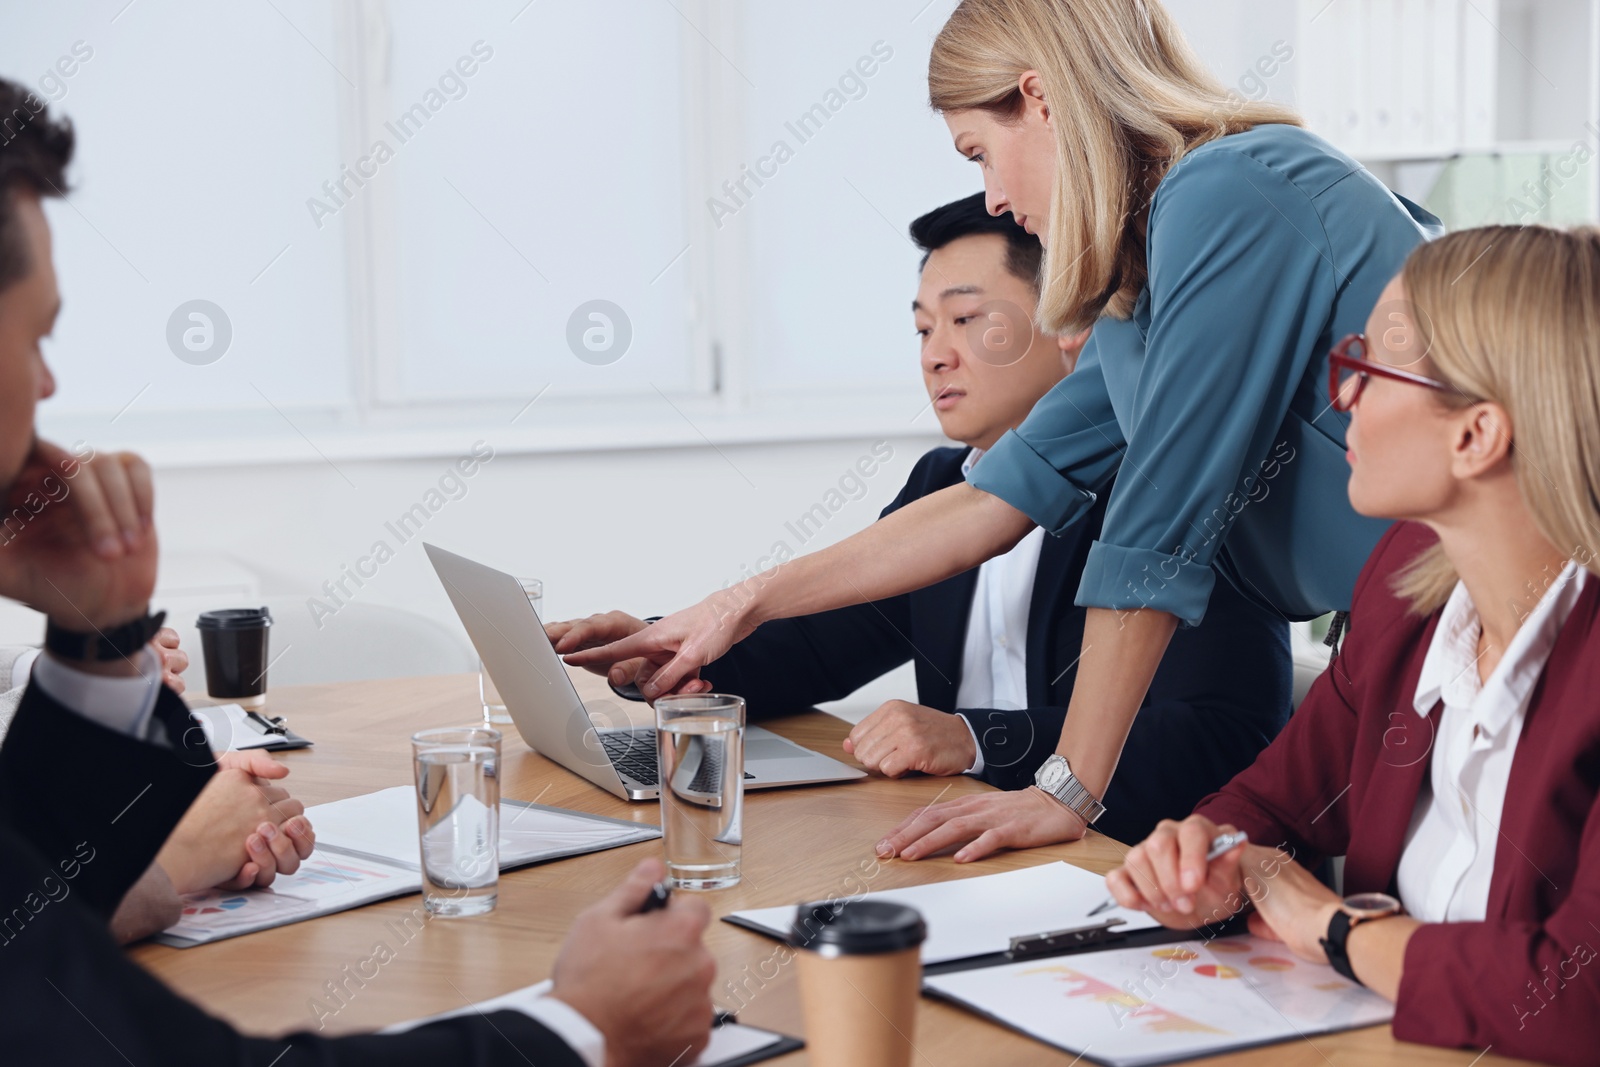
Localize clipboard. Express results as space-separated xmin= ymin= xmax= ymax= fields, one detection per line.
xmin=920 ymin=916 xmax=1395 ymax=1067
xmin=920 ymin=913 xmax=1245 ymax=978
xmin=191 ymin=703 xmax=313 ymax=752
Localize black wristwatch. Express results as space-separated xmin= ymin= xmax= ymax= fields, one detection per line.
xmin=606 ymin=616 xmax=661 ymax=701
xmin=44 ymin=609 xmax=167 ymax=663
xmin=1319 ymin=892 xmax=1402 ymax=985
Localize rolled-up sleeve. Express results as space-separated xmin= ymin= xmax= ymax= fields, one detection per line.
xmin=983 ymin=147 xmax=1339 ymax=627
xmin=967 ymin=333 xmax=1122 ymax=534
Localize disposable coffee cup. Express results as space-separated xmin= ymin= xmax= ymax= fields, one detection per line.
xmin=790 ymin=900 xmax=927 ymax=1067
xmin=196 ymin=607 xmax=272 ymax=709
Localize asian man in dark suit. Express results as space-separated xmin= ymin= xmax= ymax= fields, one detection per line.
xmin=0 ymin=78 xmax=713 ymax=1067
xmin=551 ymin=194 xmax=1294 ymax=845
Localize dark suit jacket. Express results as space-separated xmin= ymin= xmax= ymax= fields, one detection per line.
xmin=702 ymin=446 xmax=1293 ymax=844
xmin=1197 ymin=522 xmax=1600 ymax=1066
xmin=0 ymin=679 xmax=585 ymax=1066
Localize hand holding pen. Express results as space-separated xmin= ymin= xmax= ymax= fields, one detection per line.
xmin=1103 ymin=819 xmax=1253 ymax=929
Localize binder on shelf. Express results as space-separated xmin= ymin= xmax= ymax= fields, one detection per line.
xmin=1460 ymin=0 xmax=1500 ymax=148
xmin=1431 ymin=0 xmax=1465 ymax=152
xmin=1330 ymin=0 xmax=1372 ymax=154
xmin=1397 ymin=0 xmax=1434 ymax=150
xmin=1294 ymin=0 xmax=1338 ymax=138
xmin=1367 ymin=0 xmax=1401 ymax=152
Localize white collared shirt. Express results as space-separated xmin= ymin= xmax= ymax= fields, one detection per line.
xmin=954 ymin=448 xmax=1047 ymax=775
xmin=1395 ymin=561 xmax=1587 ymax=923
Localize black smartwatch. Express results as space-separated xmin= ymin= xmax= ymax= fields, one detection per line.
xmin=1319 ymin=892 xmax=1403 ymax=985
xmin=45 ymin=609 xmax=167 ymax=664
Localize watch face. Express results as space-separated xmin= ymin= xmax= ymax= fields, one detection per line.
xmin=1343 ymin=892 xmax=1401 ymax=919
xmin=1037 ymin=757 xmax=1068 ymax=792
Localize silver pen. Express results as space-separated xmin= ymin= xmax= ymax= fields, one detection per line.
xmin=1088 ymin=830 xmax=1249 ymax=916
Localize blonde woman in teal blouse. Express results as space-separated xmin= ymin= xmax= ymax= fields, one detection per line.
xmin=570 ymin=0 xmax=1441 ymax=859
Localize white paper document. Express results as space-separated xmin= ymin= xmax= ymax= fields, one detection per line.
xmin=725 ymin=861 xmax=1159 ymax=965
xmin=307 ymin=785 xmax=655 ymax=870
xmin=384 ymin=979 xmax=798 ymax=1065
xmin=157 ymin=788 xmax=659 ymax=947
xmin=922 ymin=933 xmax=1394 ymax=1067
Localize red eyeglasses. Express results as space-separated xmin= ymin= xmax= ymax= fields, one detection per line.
xmin=1327 ymin=333 xmax=1453 ymax=413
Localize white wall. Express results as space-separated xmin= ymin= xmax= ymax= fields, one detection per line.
xmin=0 ymin=431 xmax=943 ymax=703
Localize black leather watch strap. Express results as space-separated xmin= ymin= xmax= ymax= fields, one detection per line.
xmin=1320 ymin=909 xmax=1361 ymax=985
xmin=44 ymin=609 xmax=167 ymax=663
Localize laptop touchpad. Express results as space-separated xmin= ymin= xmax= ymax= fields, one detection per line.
xmin=746 ymin=737 xmax=804 ymax=762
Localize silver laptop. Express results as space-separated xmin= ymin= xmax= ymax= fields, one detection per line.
xmin=425 ymin=544 xmax=866 ymax=801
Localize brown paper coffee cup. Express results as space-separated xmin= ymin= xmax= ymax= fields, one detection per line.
xmin=790 ymin=900 xmax=927 ymax=1067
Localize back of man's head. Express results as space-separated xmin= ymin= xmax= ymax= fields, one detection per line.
xmin=909 ymin=191 xmax=1041 ymax=289
xmin=0 ymin=78 xmax=73 ymax=293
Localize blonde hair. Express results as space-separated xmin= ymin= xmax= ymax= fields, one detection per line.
xmin=1391 ymin=225 xmax=1600 ymax=615
xmin=928 ymin=0 xmax=1300 ymax=332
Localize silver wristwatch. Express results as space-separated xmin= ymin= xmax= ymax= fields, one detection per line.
xmin=1033 ymin=754 xmax=1106 ymax=825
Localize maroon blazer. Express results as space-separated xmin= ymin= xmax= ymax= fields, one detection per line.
xmin=1196 ymin=521 xmax=1600 ymax=1066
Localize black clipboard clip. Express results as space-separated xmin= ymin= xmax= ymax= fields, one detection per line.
xmin=245 ymin=710 xmax=290 ymax=736
xmin=1007 ymin=917 xmax=1127 ymax=961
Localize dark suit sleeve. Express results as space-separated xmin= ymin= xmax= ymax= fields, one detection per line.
xmin=956 ymin=706 xmax=1067 ymax=792
xmin=0 ymin=819 xmax=585 ymax=1065
xmin=700 ymin=605 xmax=915 ymax=721
xmin=700 ymin=455 xmax=952 ymax=720
xmin=0 ymin=680 xmax=587 ymax=1065
xmin=0 ymin=679 xmax=214 ymax=920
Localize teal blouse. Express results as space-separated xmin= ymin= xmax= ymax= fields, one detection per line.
xmin=968 ymin=124 xmax=1442 ymax=626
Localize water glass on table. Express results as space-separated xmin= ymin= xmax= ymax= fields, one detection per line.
xmin=480 ymin=577 xmax=543 ymax=726
xmin=656 ymin=693 xmax=745 ymax=890
xmin=412 ymin=726 xmax=502 ymax=917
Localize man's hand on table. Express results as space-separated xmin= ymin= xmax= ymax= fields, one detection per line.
xmin=551 ymin=858 xmax=716 ymax=1067
xmin=156 ymin=750 xmax=316 ymax=893
xmin=843 ymin=700 xmax=978 ymax=777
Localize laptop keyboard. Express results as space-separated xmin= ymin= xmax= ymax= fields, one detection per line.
xmin=600 ymin=729 xmax=757 ymax=790
xmin=601 ymin=730 xmax=659 ymax=786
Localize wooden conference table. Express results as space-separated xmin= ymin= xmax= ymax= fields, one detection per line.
xmin=132 ymin=671 xmax=1531 ymax=1066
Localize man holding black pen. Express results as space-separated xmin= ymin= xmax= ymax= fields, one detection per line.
xmin=0 ymin=77 xmax=714 ymax=1067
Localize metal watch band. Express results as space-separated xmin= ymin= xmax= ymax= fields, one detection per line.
xmin=44 ymin=609 xmax=166 ymax=663
xmin=1036 ymin=756 xmax=1106 ymax=825
xmin=1051 ymin=772 xmax=1106 ymax=825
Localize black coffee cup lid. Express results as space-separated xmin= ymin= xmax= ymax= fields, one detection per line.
xmin=196 ymin=607 xmax=273 ymax=630
xmin=789 ymin=900 xmax=926 ymax=956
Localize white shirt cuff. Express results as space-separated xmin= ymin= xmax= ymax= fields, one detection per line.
xmin=512 ymin=994 xmax=606 ymax=1067
xmin=10 ymin=647 xmax=39 ymax=689
xmin=32 ymin=647 xmax=165 ymax=743
xmin=957 ymin=713 xmax=986 ymax=775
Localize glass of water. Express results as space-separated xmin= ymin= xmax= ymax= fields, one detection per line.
xmin=655 ymin=693 xmax=744 ymax=890
xmin=412 ymin=726 xmax=502 ymax=917
xmin=480 ymin=577 xmax=543 ymax=726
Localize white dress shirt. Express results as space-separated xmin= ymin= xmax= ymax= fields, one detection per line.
xmin=28 ymin=649 xmax=606 ymax=1065
xmin=954 ymin=449 xmax=1047 ymax=775
xmin=1395 ymin=561 xmax=1587 ymax=923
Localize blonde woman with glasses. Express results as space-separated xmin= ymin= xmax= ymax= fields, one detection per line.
xmin=1107 ymin=225 xmax=1600 ymax=1065
xmin=570 ymin=0 xmax=1440 ymax=858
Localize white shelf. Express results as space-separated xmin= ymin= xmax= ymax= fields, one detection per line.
xmin=1356 ymin=139 xmax=1585 ymax=164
